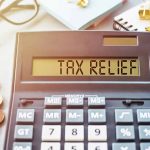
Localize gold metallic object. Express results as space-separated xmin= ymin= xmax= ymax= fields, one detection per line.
xmin=145 ymin=26 xmax=150 ymax=31
xmin=0 ymin=95 xmax=3 ymax=107
xmin=0 ymin=0 xmax=39 ymax=25
xmin=139 ymin=1 xmax=150 ymax=20
xmin=0 ymin=110 xmax=5 ymax=124
xmin=66 ymin=0 xmax=89 ymax=8
xmin=77 ymin=0 xmax=89 ymax=8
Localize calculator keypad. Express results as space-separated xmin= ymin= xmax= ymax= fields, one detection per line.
xmin=11 ymin=95 xmax=150 ymax=150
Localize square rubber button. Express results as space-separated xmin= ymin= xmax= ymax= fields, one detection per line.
xmin=116 ymin=126 xmax=135 ymax=141
xmin=140 ymin=143 xmax=150 ymax=150
xmin=13 ymin=142 xmax=32 ymax=150
xmin=14 ymin=125 xmax=33 ymax=140
xmin=115 ymin=109 xmax=133 ymax=124
xmin=137 ymin=109 xmax=150 ymax=123
xmin=112 ymin=143 xmax=136 ymax=150
xmin=139 ymin=126 xmax=150 ymax=140
xmin=66 ymin=109 xmax=83 ymax=123
xmin=88 ymin=109 xmax=106 ymax=123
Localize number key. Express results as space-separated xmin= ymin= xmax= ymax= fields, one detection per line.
xmin=42 ymin=125 xmax=61 ymax=141
xmin=65 ymin=143 xmax=84 ymax=150
xmin=41 ymin=142 xmax=60 ymax=150
xmin=88 ymin=125 xmax=107 ymax=141
xmin=65 ymin=125 xmax=84 ymax=141
xmin=88 ymin=142 xmax=108 ymax=150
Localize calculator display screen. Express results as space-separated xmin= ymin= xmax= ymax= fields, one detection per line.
xmin=32 ymin=58 xmax=139 ymax=76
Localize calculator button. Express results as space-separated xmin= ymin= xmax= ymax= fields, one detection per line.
xmin=115 ymin=109 xmax=133 ymax=124
xmin=88 ymin=109 xmax=106 ymax=123
xmin=88 ymin=125 xmax=107 ymax=141
xmin=139 ymin=126 xmax=150 ymax=140
xmin=116 ymin=126 xmax=135 ymax=141
xmin=140 ymin=143 xmax=150 ymax=150
xmin=88 ymin=97 xmax=105 ymax=107
xmin=43 ymin=109 xmax=61 ymax=123
xmin=65 ymin=142 xmax=84 ymax=150
xmin=14 ymin=125 xmax=33 ymax=140
xmin=66 ymin=97 xmax=84 ymax=107
xmin=44 ymin=97 xmax=62 ymax=107
xmin=13 ymin=142 xmax=32 ymax=150
xmin=41 ymin=142 xmax=60 ymax=150
xmin=42 ymin=125 xmax=61 ymax=141
xmin=16 ymin=109 xmax=35 ymax=123
xmin=137 ymin=109 xmax=150 ymax=123
xmin=112 ymin=143 xmax=136 ymax=150
xmin=66 ymin=109 xmax=83 ymax=123
xmin=65 ymin=125 xmax=84 ymax=141
xmin=88 ymin=142 xmax=108 ymax=150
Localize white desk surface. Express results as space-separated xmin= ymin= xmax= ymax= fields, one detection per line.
xmin=0 ymin=0 xmax=143 ymax=149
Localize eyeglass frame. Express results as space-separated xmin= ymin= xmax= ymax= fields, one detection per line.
xmin=0 ymin=0 xmax=39 ymax=25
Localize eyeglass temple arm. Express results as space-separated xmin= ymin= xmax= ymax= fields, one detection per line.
xmin=10 ymin=5 xmax=36 ymax=10
xmin=0 ymin=0 xmax=36 ymax=15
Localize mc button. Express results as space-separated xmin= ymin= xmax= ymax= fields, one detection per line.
xmin=16 ymin=109 xmax=35 ymax=123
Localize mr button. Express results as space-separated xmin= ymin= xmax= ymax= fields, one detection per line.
xmin=43 ymin=109 xmax=61 ymax=123
xmin=16 ymin=109 xmax=35 ymax=123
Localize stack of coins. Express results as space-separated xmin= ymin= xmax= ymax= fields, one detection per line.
xmin=0 ymin=95 xmax=5 ymax=124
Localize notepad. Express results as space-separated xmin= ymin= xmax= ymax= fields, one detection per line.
xmin=113 ymin=3 xmax=150 ymax=31
xmin=39 ymin=0 xmax=124 ymax=30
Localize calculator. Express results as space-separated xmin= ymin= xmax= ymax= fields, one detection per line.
xmin=4 ymin=31 xmax=150 ymax=150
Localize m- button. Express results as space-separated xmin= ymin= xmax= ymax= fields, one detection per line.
xmin=137 ymin=109 xmax=150 ymax=123
xmin=16 ymin=109 xmax=35 ymax=123
xmin=66 ymin=109 xmax=83 ymax=123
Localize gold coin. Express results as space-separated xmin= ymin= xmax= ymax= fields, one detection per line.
xmin=0 ymin=110 xmax=5 ymax=124
xmin=0 ymin=95 xmax=3 ymax=107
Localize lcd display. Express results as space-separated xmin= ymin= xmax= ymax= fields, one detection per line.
xmin=32 ymin=58 xmax=139 ymax=76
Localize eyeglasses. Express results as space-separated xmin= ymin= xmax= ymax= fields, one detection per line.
xmin=0 ymin=0 xmax=39 ymax=25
